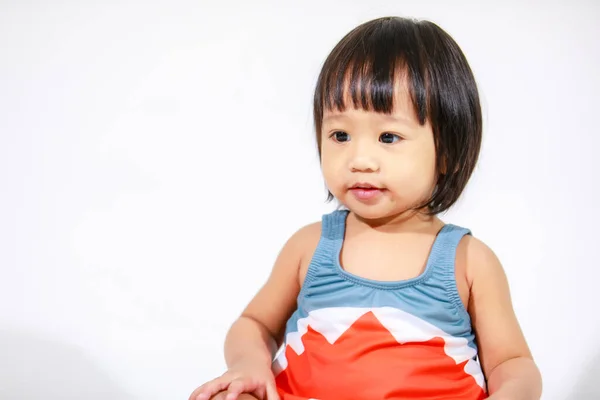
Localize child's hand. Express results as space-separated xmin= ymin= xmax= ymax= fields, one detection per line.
xmin=189 ymin=362 xmax=280 ymax=400
xmin=210 ymin=394 xmax=261 ymax=400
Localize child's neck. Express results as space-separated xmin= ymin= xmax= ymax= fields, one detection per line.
xmin=350 ymin=208 xmax=443 ymax=234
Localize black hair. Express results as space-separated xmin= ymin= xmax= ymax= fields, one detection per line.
xmin=313 ymin=16 xmax=482 ymax=215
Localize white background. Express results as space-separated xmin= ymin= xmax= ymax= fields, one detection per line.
xmin=1 ymin=1 xmax=599 ymax=399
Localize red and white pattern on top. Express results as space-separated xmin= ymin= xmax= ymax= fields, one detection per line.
xmin=273 ymin=307 xmax=487 ymax=400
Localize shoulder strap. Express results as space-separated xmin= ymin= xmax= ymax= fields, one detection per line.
xmin=301 ymin=209 xmax=348 ymax=289
xmin=428 ymin=224 xmax=472 ymax=271
xmin=321 ymin=209 xmax=348 ymax=241
xmin=426 ymin=224 xmax=472 ymax=318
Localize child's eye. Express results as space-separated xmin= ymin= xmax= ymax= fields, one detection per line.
xmin=379 ymin=132 xmax=402 ymax=144
xmin=330 ymin=131 xmax=350 ymax=142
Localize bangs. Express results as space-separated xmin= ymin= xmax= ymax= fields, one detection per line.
xmin=315 ymin=17 xmax=429 ymax=126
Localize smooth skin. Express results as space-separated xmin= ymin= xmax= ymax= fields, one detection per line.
xmin=189 ymin=81 xmax=542 ymax=400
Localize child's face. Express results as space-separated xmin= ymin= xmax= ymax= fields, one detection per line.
xmin=320 ymin=86 xmax=437 ymax=221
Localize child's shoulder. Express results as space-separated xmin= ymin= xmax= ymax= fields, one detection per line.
xmin=293 ymin=220 xmax=322 ymax=240
xmin=283 ymin=219 xmax=322 ymax=259
xmin=455 ymin=232 xmax=505 ymax=286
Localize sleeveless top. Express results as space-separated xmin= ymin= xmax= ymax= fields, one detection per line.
xmin=272 ymin=209 xmax=487 ymax=400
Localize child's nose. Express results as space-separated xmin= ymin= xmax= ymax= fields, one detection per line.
xmin=349 ymin=155 xmax=380 ymax=172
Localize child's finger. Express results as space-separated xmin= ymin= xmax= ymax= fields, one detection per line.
xmin=265 ymin=383 xmax=280 ymax=400
xmin=224 ymin=379 xmax=253 ymax=400
xmin=193 ymin=379 xmax=230 ymax=400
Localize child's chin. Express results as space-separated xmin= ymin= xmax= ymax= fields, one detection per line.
xmin=348 ymin=203 xmax=395 ymax=220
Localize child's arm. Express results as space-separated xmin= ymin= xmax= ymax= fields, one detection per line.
xmin=190 ymin=223 xmax=320 ymax=400
xmin=460 ymin=236 xmax=543 ymax=400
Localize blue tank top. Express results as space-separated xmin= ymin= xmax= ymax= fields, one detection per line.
xmin=272 ymin=209 xmax=487 ymax=399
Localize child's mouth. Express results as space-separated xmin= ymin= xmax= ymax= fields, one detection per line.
xmin=349 ymin=184 xmax=384 ymax=201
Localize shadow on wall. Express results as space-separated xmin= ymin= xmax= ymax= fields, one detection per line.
xmin=567 ymin=349 xmax=600 ymax=399
xmin=0 ymin=328 xmax=133 ymax=400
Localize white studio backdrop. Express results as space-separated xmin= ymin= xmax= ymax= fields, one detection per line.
xmin=1 ymin=1 xmax=598 ymax=399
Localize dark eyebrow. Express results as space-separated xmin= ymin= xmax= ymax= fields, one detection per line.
xmin=323 ymin=112 xmax=417 ymax=128
xmin=379 ymin=113 xmax=417 ymax=128
xmin=322 ymin=114 xmax=347 ymax=123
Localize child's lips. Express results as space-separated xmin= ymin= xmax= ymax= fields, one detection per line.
xmin=349 ymin=182 xmax=383 ymax=190
xmin=349 ymin=185 xmax=385 ymax=201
